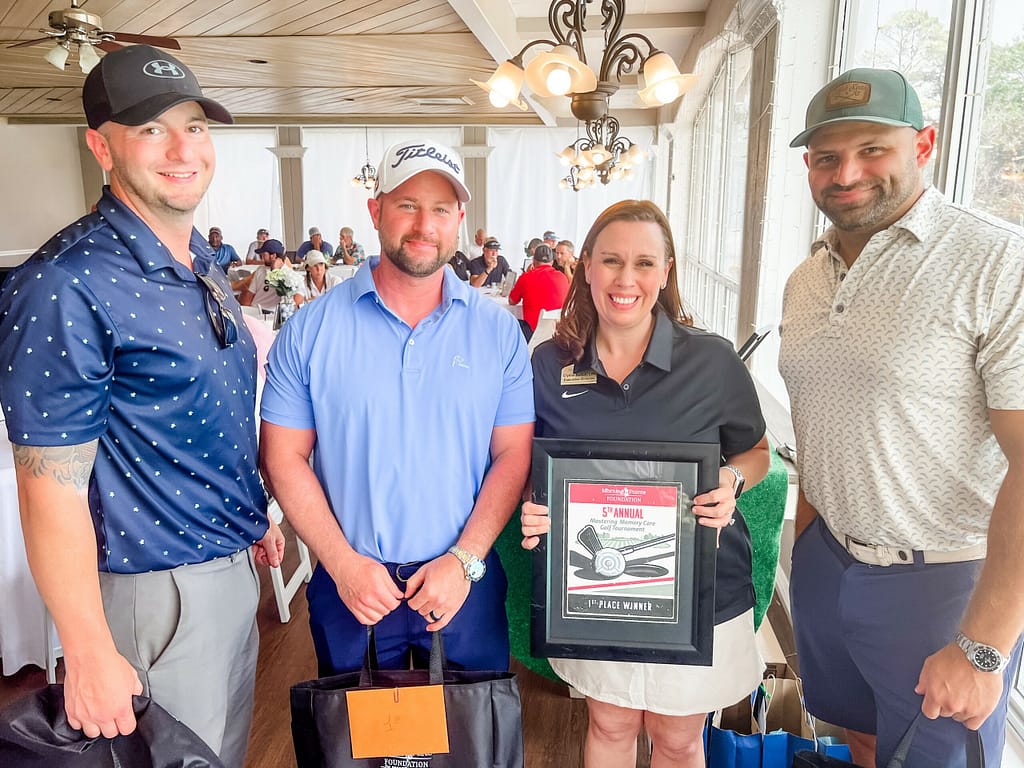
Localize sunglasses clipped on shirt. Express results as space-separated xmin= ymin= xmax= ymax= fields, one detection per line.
xmin=194 ymin=269 xmax=239 ymax=348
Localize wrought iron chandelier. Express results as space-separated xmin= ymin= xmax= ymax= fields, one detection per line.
xmin=558 ymin=114 xmax=646 ymax=191
xmin=471 ymin=0 xmax=696 ymax=122
xmin=350 ymin=127 xmax=378 ymax=191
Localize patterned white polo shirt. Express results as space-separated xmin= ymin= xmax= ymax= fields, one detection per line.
xmin=779 ymin=186 xmax=1024 ymax=550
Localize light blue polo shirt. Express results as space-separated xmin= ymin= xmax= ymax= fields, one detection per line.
xmin=261 ymin=257 xmax=534 ymax=563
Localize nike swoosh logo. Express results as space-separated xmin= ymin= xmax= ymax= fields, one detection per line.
xmin=561 ymin=390 xmax=588 ymax=399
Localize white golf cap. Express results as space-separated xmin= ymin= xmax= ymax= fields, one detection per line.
xmin=374 ymin=140 xmax=471 ymax=203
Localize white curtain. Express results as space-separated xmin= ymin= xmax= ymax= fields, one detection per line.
xmin=196 ymin=128 xmax=282 ymax=252
xmin=301 ymin=127 xmax=462 ymax=257
xmin=486 ymin=125 xmax=655 ymax=269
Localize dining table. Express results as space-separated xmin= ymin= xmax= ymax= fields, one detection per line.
xmin=0 ymin=423 xmax=61 ymax=678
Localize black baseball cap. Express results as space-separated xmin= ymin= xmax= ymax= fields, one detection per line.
xmin=83 ymin=44 xmax=232 ymax=130
xmin=483 ymin=239 xmax=501 ymax=250
xmin=255 ymin=238 xmax=285 ymax=255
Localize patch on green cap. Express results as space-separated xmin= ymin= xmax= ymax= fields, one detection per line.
xmin=790 ymin=68 xmax=925 ymax=147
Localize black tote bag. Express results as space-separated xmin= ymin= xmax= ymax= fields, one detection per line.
xmin=792 ymin=712 xmax=984 ymax=768
xmin=0 ymin=684 xmax=225 ymax=768
xmin=290 ymin=628 xmax=524 ymax=768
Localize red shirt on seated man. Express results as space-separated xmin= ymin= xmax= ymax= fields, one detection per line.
xmin=508 ymin=244 xmax=568 ymax=331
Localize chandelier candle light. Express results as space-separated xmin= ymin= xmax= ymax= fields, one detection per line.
xmin=472 ymin=0 xmax=696 ymax=189
xmin=351 ymin=127 xmax=378 ymax=191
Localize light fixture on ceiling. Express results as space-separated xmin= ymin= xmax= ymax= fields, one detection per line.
xmin=43 ymin=41 xmax=71 ymax=70
xmin=557 ymin=115 xmax=646 ymax=191
xmin=351 ymin=127 xmax=378 ymax=191
xmin=471 ymin=0 xmax=697 ymax=122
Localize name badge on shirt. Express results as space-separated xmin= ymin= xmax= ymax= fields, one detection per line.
xmin=560 ymin=364 xmax=597 ymax=386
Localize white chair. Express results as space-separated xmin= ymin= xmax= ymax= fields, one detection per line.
xmin=328 ymin=264 xmax=358 ymax=282
xmin=539 ymin=308 xmax=562 ymax=321
xmin=267 ymin=497 xmax=313 ymax=623
xmin=254 ymin=374 xmax=314 ymax=623
xmin=528 ymin=316 xmax=558 ymax=355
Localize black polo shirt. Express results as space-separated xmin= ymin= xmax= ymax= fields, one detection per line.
xmin=531 ymin=310 xmax=766 ymax=623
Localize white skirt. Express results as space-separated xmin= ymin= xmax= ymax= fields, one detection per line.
xmin=549 ymin=609 xmax=763 ymax=716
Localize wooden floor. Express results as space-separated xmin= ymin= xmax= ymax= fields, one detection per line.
xmin=0 ymin=525 xmax=644 ymax=767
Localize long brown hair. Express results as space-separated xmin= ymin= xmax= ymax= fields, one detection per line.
xmin=553 ymin=200 xmax=691 ymax=363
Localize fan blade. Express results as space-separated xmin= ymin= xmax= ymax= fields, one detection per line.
xmin=109 ymin=33 xmax=181 ymax=50
xmin=97 ymin=40 xmax=122 ymax=53
xmin=8 ymin=37 xmax=53 ymax=49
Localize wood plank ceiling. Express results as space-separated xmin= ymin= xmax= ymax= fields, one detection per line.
xmin=0 ymin=0 xmax=705 ymax=126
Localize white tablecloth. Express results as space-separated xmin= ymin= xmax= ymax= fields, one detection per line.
xmin=479 ymin=287 xmax=523 ymax=320
xmin=0 ymin=430 xmax=60 ymax=676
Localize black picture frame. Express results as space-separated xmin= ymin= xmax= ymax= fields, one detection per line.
xmin=530 ymin=438 xmax=720 ymax=666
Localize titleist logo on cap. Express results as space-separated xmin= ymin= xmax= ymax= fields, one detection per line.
xmin=391 ymin=143 xmax=462 ymax=175
xmin=142 ymin=60 xmax=187 ymax=79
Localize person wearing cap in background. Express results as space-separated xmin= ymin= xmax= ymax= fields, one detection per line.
xmin=468 ymin=237 xmax=511 ymax=288
xmin=542 ymin=229 xmax=558 ymax=249
xmin=507 ymin=243 xmax=568 ymax=338
xmin=295 ymin=226 xmax=333 ymax=262
xmin=0 ymin=45 xmax=282 ymax=765
xmin=295 ymin=250 xmax=341 ymax=306
xmin=245 ymin=227 xmax=270 ymax=263
xmin=259 ymin=139 xmax=534 ymax=676
xmin=234 ymin=237 xmax=288 ymax=315
xmin=208 ymin=225 xmax=241 ymax=269
xmin=779 ymin=68 xmax=1024 ymax=767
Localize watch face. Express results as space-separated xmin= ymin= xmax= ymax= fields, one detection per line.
xmin=466 ymin=559 xmax=486 ymax=582
xmin=971 ymin=646 xmax=1002 ymax=672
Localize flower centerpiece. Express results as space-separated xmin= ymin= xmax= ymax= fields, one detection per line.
xmin=265 ymin=267 xmax=304 ymax=328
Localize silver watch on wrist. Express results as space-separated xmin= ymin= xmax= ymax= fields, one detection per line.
xmin=954 ymin=631 xmax=1008 ymax=673
xmin=448 ymin=545 xmax=486 ymax=582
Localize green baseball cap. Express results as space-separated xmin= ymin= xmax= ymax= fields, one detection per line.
xmin=790 ymin=68 xmax=925 ymax=147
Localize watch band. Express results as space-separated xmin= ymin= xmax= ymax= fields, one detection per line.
xmin=724 ymin=464 xmax=745 ymax=498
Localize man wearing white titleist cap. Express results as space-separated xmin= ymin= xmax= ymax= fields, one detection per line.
xmin=0 ymin=44 xmax=282 ymax=766
xmin=260 ymin=140 xmax=535 ymax=675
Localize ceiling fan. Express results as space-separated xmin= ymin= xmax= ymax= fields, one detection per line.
xmin=7 ymin=0 xmax=181 ymax=73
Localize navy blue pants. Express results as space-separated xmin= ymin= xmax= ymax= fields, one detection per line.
xmin=306 ymin=549 xmax=510 ymax=676
xmin=791 ymin=516 xmax=1022 ymax=767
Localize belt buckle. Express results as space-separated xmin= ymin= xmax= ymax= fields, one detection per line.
xmin=394 ymin=561 xmax=421 ymax=582
xmin=845 ymin=534 xmax=893 ymax=566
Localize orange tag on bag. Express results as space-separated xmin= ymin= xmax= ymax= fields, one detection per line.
xmin=346 ymin=684 xmax=450 ymax=758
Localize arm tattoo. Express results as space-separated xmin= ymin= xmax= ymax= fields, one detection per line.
xmin=12 ymin=441 xmax=98 ymax=492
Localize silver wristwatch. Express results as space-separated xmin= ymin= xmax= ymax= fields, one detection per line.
xmin=954 ymin=631 xmax=1008 ymax=673
xmin=448 ymin=545 xmax=486 ymax=582
xmin=724 ymin=464 xmax=745 ymax=498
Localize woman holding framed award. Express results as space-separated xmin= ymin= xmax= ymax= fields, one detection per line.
xmin=521 ymin=200 xmax=770 ymax=768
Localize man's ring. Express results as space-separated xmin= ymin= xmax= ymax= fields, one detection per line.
xmin=429 ymin=610 xmax=443 ymax=622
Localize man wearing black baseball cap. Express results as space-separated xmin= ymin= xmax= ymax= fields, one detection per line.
xmin=0 ymin=44 xmax=281 ymax=766
xmin=780 ymin=68 xmax=1024 ymax=768
xmin=468 ymin=237 xmax=511 ymax=288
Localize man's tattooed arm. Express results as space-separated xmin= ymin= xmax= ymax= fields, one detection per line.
xmin=12 ymin=441 xmax=98 ymax=492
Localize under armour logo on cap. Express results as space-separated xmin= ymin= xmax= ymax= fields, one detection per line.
xmin=82 ymin=44 xmax=232 ymax=129
xmin=142 ymin=60 xmax=187 ymax=79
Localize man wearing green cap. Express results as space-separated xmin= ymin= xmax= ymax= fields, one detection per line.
xmin=779 ymin=68 xmax=1024 ymax=767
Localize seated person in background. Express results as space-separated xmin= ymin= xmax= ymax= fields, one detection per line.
xmin=296 ymin=227 xmax=334 ymax=261
xmin=468 ymin=228 xmax=488 ymax=259
xmin=334 ymin=227 xmax=366 ymax=265
xmin=508 ymin=244 xmax=568 ymax=334
xmin=522 ymin=199 xmax=769 ymax=768
xmin=542 ymin=230 xmax=557 ymax=250
xmin=233 ymin=238 xmax=287 ymax=314
xmin=295 ymin=251 xmax=341 ymax=307
xmin=469 ymin=238 xmax=511 ymax=288
xmin=209 ymin=226 xmax=241 ymax=269
xmin=245 ymin=228 xmax=270 ymax=263
xmin=448 ymin=250 xmax=471 ymax=281
xmin=555 ymin=239 xmax=576 ymax=282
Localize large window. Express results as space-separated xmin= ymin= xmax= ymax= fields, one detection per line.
xmin=681 ymin=48 xmax=752 ymax=341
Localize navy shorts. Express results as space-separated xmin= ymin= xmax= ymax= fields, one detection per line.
xmin=306 ymin=549 xmax=510 ymax=676
xmin=791 ymin=516 xmax=1022 ymax=767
